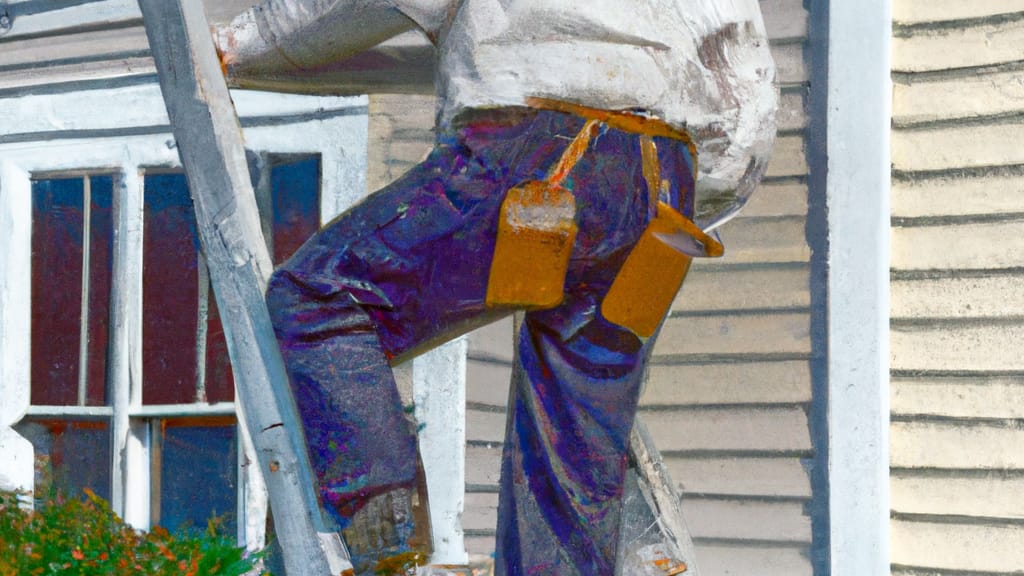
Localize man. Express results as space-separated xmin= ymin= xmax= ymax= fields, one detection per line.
xmin=217 ymin=1 xmax=775 ymax=573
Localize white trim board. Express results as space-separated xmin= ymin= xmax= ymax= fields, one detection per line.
xmin=1 ymin=88 xmax=369 ymax=215
xmin=827 ymin=0 xmax=892 ymax=573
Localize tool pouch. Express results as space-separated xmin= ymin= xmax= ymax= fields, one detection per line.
xmin=601 ymin=137 xmax=723 ymax=338
xmin=485 ymin=181 xmax=578 ymax=308
xmin=601 ymin=202 xmax=722 ymax=337
xmin=486 ymin=120 xmax=600 ymax=309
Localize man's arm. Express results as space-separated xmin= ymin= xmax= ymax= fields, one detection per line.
xmin=216 ymin=0 xmax=441 ymax=92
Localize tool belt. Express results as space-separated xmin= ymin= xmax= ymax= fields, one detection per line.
xmin=485 ymin=100 xmax=723 ymax=338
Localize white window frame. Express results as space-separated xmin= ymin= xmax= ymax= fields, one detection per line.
xmin=0 ymin=84 xmax=369 ymax=551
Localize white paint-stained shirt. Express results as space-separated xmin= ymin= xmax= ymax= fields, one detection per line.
xmin=218 ymin=0 xmax=776 ymax=229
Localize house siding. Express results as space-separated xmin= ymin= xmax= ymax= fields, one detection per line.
xmin=890 ymin=2 xmax=1024 ymax=574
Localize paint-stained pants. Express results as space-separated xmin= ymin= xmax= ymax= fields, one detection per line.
xmin=266 ymin=107 xmax=696 ymax=575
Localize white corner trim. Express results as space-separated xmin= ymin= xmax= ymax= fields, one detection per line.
xmin=413 ymin=337 xmax=469 ymax=565
xmin=827 ymin=0 xmax=892 ymax=574
xmin=0 ymin=162 xmax=33 ymax=495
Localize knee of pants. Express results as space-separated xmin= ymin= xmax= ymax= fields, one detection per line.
xmin=265 ymin=269 xmax=304 ymax=337
xmin=266 ymin=268 xmax=378 ymax=344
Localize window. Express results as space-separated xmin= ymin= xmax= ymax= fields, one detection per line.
xmin=0 ymin=85 xmax=367 ymax=550
xmin=30 ymin=175 xmax=113 ymax=408
xmin=141 ymin=171 xmax=229 ymax=407
xmin=17 ymin=157 xmax=319 ymax=537
xmin=19 ymin=420 xmax=112 ymax=505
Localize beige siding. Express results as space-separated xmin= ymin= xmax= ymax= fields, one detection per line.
xmin=891 ymin=4 xmax=1024 ymax=574
xmin=895 ymin=1 xmax=1024 ymax=24
xmin=892 ymin=519 xmax=1024 ymax=574
xmin=892 ymin=20 xmax=1024 ymax=73
xmin=0 ymin=0 xmax=257 ymax=92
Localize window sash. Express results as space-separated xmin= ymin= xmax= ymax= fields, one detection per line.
xmin=28 ymin=175 xmax=118 ymax=407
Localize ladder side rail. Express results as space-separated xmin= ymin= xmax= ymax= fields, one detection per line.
xmin=136 ymin=1 xmax=344 ymax=573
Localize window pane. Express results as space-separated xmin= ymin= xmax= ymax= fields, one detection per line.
xmin=31 ymin=176 xmax=112 ymax=406
xmin=31 ymin=178 xmax=83 ymax=405
xmin=143 ymin=174 xmax=199 ymax=404
xmin=271 ymin=156 xmax=321 ymax=265
xmin=157 ymin=421 xmax=238 ymax=536
xmin=206 ymin=155 xmax=322 ymax=402
xmin=142 ymin=157 xmax=320 ymax=405
xmin=204 ymin=295 xmax=235 ymax=403
xmin=17 ymin=420 xmax=111 ymax=503
xmin=86 ymin=176 xmax=114 ymax=406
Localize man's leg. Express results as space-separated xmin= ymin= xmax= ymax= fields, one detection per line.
xmin=492 ymin=117 xmax=697 ymax=575
xmin=495 ymin=303 xmax=650 ymax=575
xmin=265 ymin=111 xmax=543 ymax=571
xmin=266 ymin=106 xmax=693 ymax=573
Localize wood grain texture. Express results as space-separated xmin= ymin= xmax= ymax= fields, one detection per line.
xmin=893 ymin=172 xmax=1024 ymax=219
xmin=892 ymin=221 xmax=1024 ymax=271
xmin=893 ymin=19 xmax=1024 ymax=73
xmin=894 ymin=70 xmax=1024 ymax=126
xmin=891 ymin=420 xmax=1024 ymax=469
xmin=893 ymin=122 xmax=1024 ymax=173
xmin=890 ymin=7 xmax=1024 ymax=553
xmin=892 ymin=473 xmax=1024 ymax=519
xmin=892 ymin=275 xmax=1024 ymax=320
xmin=892 ymin=519 xmax=1024 ymax=573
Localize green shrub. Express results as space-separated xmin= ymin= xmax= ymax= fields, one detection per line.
xmin=0 ymin=489 xmax=264 ymax=576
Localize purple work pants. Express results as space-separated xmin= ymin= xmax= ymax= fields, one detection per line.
xmin=266 ymin=107 xmax=695 ymax=575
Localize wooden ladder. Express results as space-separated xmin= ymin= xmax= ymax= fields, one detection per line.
xmin=137 ymin=0 xmax=350 ymax=573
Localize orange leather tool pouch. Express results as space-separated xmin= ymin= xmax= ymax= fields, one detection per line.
xmin=601 ymin=137 xmax=723 ymax=337
xmin=485 ymin=120 xmax=600 ymax=309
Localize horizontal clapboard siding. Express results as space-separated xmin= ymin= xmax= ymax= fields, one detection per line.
xmin=890 ymin=3 xmax=1024 ymax=574
xmin=894 ymin=1 xmax=1024 ymax=25
xmin=0 ymin=0 xmax=254 ymax=94
xmin=0 ymin=0 xmax=807 ymax=96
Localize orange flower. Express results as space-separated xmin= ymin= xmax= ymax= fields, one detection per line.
xmin=71 ymin=550 xmax=85 ymax=561
xmin=155 ymin=542 xmax=177 ymax=561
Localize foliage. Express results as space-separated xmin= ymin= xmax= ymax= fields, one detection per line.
xmin=0 ymin=489 xmax=264 ymax=576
